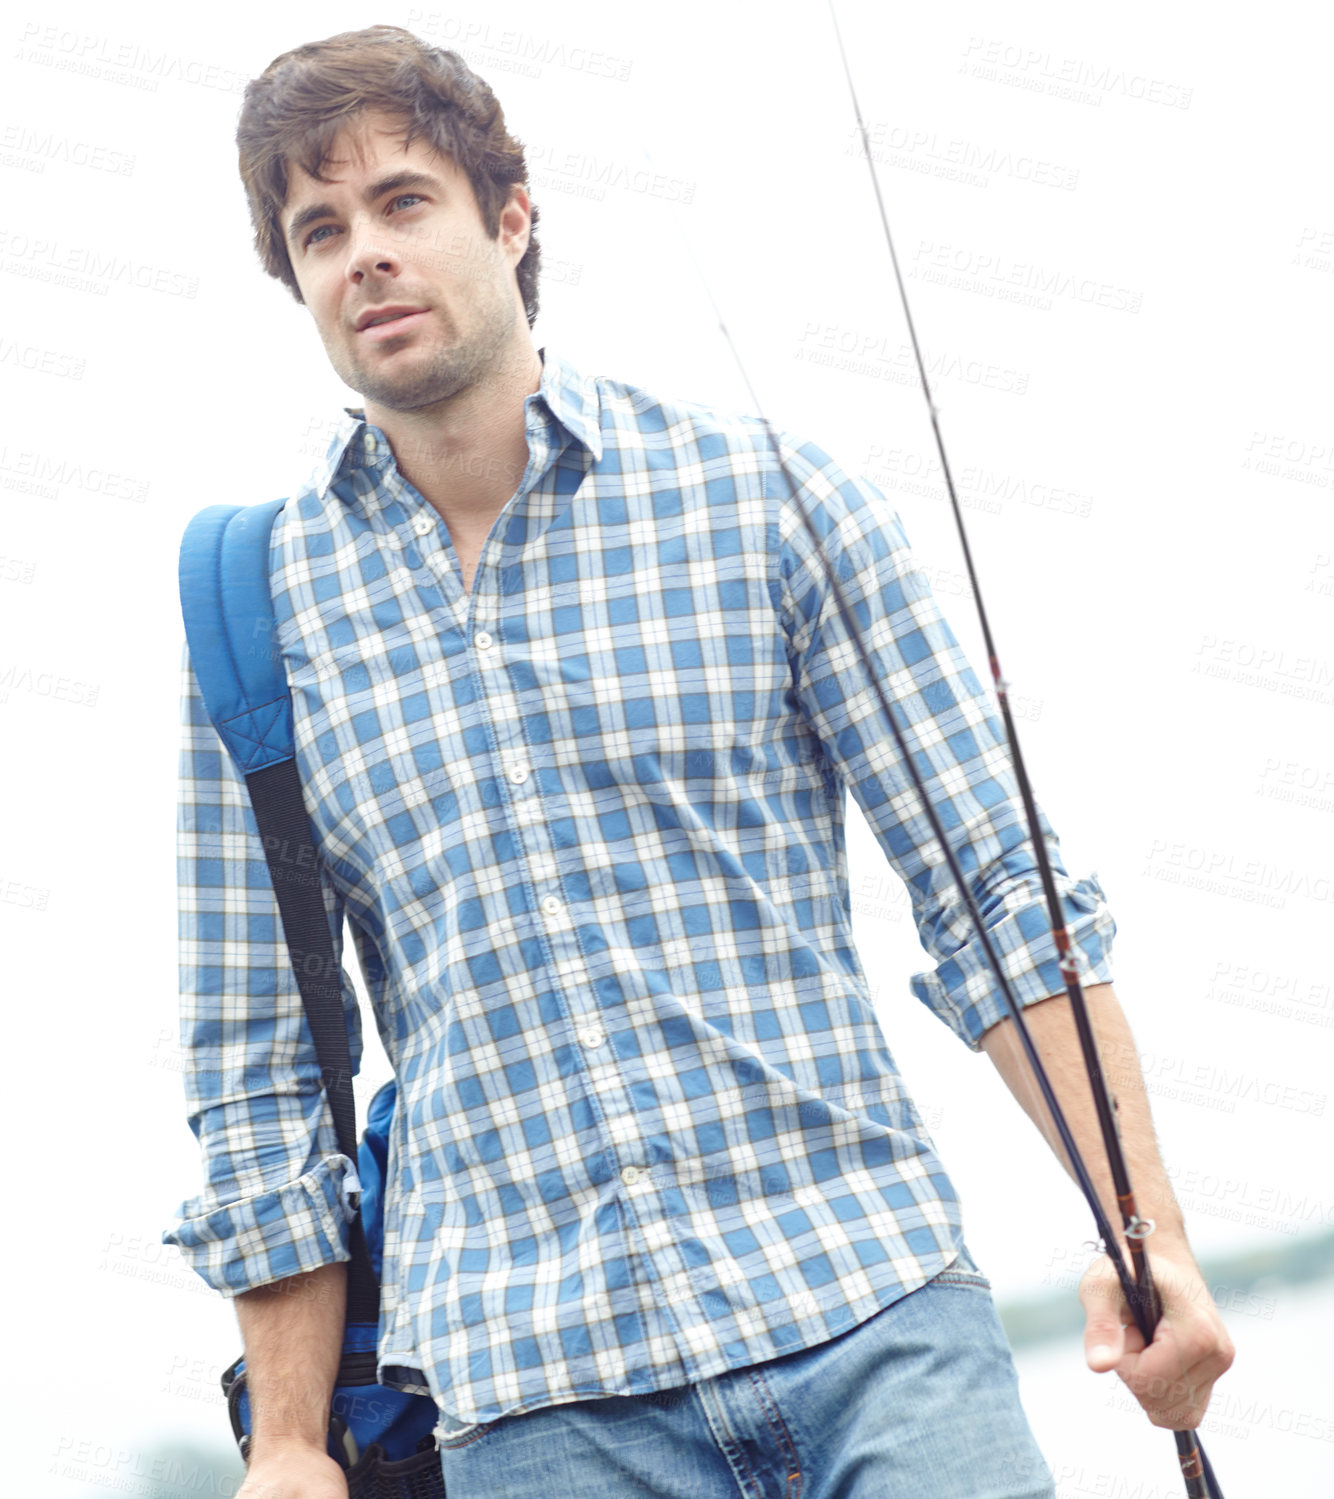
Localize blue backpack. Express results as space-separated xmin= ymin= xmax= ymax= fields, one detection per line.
xmin=178 ymin=500 xmax=442 ymax=1495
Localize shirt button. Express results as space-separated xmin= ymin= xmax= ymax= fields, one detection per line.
xmin=541 ymin=895 xmax=562 ymax=916
xmin=579 ymin=1027 xmax=605 ymax=1049
xmin=508 ymin=765 xmax=530 ymax=785
xmin=474 ymin=631 xmax=494 ymax=651
xmin=620 ymin=1166 xmax=642 ymax=1186
xmin=413 ymin=514 xmax=434 ymax=536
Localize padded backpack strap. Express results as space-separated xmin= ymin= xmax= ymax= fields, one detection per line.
xmin=178 ymin=499 xmax=293 ymax=774
xmin=177 ymin=500 xmax=380 ymax=1325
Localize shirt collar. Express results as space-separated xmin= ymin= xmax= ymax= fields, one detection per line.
xmin=311 ymin=345 xmax=604 ymax=503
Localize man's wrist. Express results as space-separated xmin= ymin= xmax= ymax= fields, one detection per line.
xmin=1104 ymin=1219 xmax=1189 ymax=1271
xmin=250 ymin=1396 xmax=336 ymax=1454
xmin=249 ymin=1430 xmax=332 ymax=1463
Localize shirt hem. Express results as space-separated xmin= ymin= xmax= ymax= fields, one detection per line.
xmin=425 ymin=1245 xmax=965 ymax=1428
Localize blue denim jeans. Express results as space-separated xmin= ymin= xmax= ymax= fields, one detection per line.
xmin=435 ymin=1246 xmax=1055 ymax=1498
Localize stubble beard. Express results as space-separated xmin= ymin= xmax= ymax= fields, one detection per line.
xmin=336 ymin=276 xmax=517 ymax=414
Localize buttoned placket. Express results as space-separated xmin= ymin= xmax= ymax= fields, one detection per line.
xmin=358 ymin=396 xmax=684 ymax=1358
xmin=451 ymin=416 xmax=655 ymax=1220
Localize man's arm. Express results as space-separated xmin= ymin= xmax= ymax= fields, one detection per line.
xmin=772 ymin=436 xmax=1118 ymax=1052
xmin=232 ymin=1262 xmax=349 ymax=1496
xmin=163 ymin=638 xmax=365 ymax=1491
xmin=981 ymin=982 xmax=1235 ymax=1429
xmin=765 ymin=436 xmax=1229 ymax=1423
xmin=163 ymin=637 xmax=363 ymax=1289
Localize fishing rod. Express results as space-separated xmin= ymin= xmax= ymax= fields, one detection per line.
xmin=643 ymin=8 xmax=1223 ymax=1492
xmin=822 ymin=6 xmax=1222 ymax=1491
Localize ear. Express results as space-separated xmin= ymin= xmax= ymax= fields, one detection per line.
xmin=497 ymin=184 xmax=532 ymax=267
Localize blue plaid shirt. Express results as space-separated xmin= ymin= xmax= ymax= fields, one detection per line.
xmin=163 ymin=347 xmax=1115 ymax=1425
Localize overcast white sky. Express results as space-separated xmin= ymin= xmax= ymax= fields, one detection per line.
xmin=2 ymin=2 xmax=1330 ymax=1495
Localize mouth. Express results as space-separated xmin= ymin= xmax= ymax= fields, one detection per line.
xmin=355 ymin=307 xmax=429 ymax=340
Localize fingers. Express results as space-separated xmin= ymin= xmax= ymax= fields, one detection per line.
xmin=1078 ymin=1257 xmax=1128 ymax=1373
xmin=1117 ymin=1316 xmax=1236 ymax=1430
xmin=1102 ymin=1254 xmax=1237 ymax=1429
xmin=1076 ymin=1249 xmax=1237 ymax=1430
xmin=1115 ymin=1349 xmax=1215 ymax=1430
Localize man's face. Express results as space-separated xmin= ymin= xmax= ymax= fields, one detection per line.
xmin=281 ymin=109 xmax=530 ymax=413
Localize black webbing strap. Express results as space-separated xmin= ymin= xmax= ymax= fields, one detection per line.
xmin=246 ymin=755 xmax=381 ymax=1326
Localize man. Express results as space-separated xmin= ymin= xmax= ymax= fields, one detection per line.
xmin=164 ymin=24 xmax=1233 ymax=1499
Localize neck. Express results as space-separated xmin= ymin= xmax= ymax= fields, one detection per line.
xmin=363 ymin=336 xmax=543 ymax=530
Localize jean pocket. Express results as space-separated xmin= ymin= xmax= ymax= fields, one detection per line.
xmin=435 ymin=1414 xmax=505 ymax=1451
xmin=931 ymin=1242 xmax=993 ymax=1292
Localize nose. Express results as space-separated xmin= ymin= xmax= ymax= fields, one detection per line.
xmin=343 ymin=215 xmax=402 ymax=285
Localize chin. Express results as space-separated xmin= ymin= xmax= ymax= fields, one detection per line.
xmin=363 ymin=371 xmax=471 ymax=413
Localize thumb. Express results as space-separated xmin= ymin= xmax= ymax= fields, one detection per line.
xmin=1080 ymin=1261 xmax=1127 ymax=1373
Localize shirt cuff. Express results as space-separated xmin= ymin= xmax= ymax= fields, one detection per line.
xmin=161 ymin=1151 xmax=361 ymax=1297
xmin=910 ymin=873 xmax=1117 ymax=1051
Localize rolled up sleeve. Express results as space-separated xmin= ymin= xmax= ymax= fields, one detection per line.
xmin=773 ymin=433 xmax=1116 ymax=1050
xmin=162 ymin=639 xmax=365 ymax=1295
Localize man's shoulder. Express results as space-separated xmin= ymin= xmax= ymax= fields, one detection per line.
xmin=574 ymin=361 xmax=863 ymax=495
xmin=595 ymin=368 xmax=762 ymax=437
xmin=552 ymin=354 xmax=769 ymax=460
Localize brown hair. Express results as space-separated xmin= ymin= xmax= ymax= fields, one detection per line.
xmin=236 ymin=25 xmax=541 ymax=325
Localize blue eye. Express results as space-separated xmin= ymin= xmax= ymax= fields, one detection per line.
xmin=302 ymin=194 xmax=425 ymax=249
